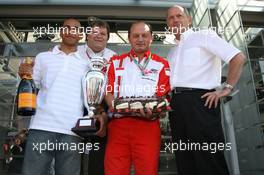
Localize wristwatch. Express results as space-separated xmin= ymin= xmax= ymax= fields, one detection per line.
xmin=222 ymin=82 xmax=234 ymax=91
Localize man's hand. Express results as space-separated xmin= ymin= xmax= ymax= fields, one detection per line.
xmin=93 ymin=113 xmax=108 ymax=137
xmin=18 ymin=62 xmax=34 ymax=78
xmin=138 ymin=107 xmax=153 ymax=119
xmin=201 ymin=88 xmax=232 ymax=109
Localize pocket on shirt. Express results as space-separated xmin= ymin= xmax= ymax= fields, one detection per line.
xmin=183 ymin=48 xmax=201 ymax=66
xmin=141 ymin=74 xmax=158 ymax=96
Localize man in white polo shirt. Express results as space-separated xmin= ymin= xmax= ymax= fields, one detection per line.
xmin=166 ymin=5 xmax=246 ymax=175
xmin=20 ymin=18 xmax=107 ymax=175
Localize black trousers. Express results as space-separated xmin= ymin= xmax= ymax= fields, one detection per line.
xmin=88 ymin=136 xmax=106 ymax=175
xmin=169 ymin=90 xmax=230 ymax=175
xmin=81 ymin=136 xmax=106 ymax=175
xmin=82 ymin=106 xmax=107 ymax=175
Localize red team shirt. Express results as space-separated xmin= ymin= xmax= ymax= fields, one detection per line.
xmin=107 ymin=49 xmax=170 ymax=98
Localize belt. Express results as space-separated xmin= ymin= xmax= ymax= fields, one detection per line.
xmin=172 ymin=87 xmax=213 ymax=94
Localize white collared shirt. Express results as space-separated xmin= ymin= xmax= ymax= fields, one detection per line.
xmin=168 ymin=29 xmax=241 ymax=90
xmin=30 ymin=45 xmax=89 ymax=136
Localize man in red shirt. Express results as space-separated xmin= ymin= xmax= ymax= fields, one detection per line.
xmin=104 ymin=21 xmax=170 ymax=175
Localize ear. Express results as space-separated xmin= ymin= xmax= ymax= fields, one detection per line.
xmin=128 ymin=35 xmax=132 ymax=44
xmin=59 ymin=28 xmax=63 ymax=38
xmin=187 ymin=16 xmax=192 ymax=26
xmin=150 ymin=35 xmax=153 ymax=44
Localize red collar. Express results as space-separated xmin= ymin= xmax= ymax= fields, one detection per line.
xmin=129 ymin=49 xmax=151 ymax=61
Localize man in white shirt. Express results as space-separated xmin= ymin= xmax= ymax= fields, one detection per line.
xmin=20 ymin=18 xmax=107 ymax=175
xmin=166 ymin=5 xmax=246 ymax=175
xmin=78 ymin=19 xmax=116 ymax=175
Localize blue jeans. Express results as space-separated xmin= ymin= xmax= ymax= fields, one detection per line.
xmin=22 ymin=129 xmax=82 ymax=175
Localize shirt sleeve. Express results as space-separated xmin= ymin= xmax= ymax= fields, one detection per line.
xmin=32 ymin=54 xmax=42 ymax=89
xmin=156 ymin=60 xmax=171 ymax=97
xmin=202 ymin=30 xmax=241 ymax=63
xmin=106 ymin=58 xmax=115 ymax=94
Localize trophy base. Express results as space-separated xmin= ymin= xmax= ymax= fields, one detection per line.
xmin=71 ymin=117 xmax=99 ymax=138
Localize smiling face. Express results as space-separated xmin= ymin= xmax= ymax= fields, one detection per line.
xmin=128 ymin=22 xmax=153 ymax=54
xmin=166 ymin=5 xmax=192 ymax=36
xmin=60 ymin=18 xmax=82 ymax=46
xmin=87 ymin=26 xmax=108 ymax=53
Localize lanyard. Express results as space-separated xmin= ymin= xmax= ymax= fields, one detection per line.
xmin=86 ymin=50 xmax=92 ymax=59
xmin=86 ymin=48 xmax=104 ymax=59
xmin=130 ymin=53 xmax=152 ymax=76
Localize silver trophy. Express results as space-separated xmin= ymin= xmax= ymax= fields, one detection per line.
xmin=72 ymin=56 xmax=107 ymax=138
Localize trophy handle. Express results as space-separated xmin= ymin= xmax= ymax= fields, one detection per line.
xmin=99 ymin=75 xmax=108 ymax=103
xmin=82 ymin=71 xmax=89 ymax=111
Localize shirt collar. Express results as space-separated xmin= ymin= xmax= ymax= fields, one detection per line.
xmin=129 ymin=49 xmax=151 ymax=61
xmin=85 ymin=45 xmax=105 ymax=57
xmin=181 ymin=28 xmax=194 ymax=39
xmin=52 ymin=45 xmax=81 ymax=59
xmin=52 ymin=45 xmax=64 ymax=54
xmin=173 ymin=38 xmax=180 ymax=45
xmin=174 ymin=28 xmax=194 ymax=45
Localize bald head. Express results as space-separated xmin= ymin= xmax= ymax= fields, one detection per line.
xmin=128 ymin=21 xmax=153 ymax=55
xmin=166 ymin=5 xmax=189 ymax=18
xmin=166 ymin=5 xmax=192 ymax=39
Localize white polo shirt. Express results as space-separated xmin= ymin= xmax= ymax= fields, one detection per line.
xmin=168 ymin=29 xmax=241 ymax=90
xmin=30 ymin=45 xmax=89 ymax=136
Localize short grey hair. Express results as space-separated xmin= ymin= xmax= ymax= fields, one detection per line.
xmin=166 ymin=5 xmax=190 ymax=18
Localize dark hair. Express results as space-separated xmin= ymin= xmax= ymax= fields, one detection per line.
xmin=128 ymin=21 xmax=153 ymax=38
xmin=62 ymin=18 xmax=81 ymax=26
xmin=89 ymin=19 xmax=110 ymax=40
